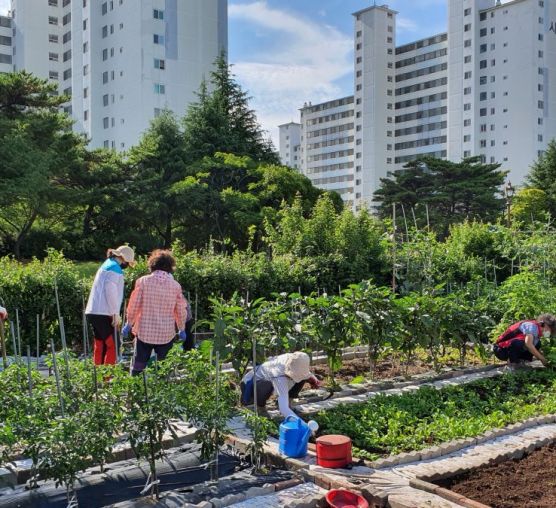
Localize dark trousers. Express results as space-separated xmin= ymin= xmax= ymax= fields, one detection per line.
xmin=494 ymin=340 xmax=535 ymax=363
xmin=240 ymin=379 xmax=306 ymax=408
xmin=131 ymin=338 xmax=174 ymax=375
xmin=181 ymin=320 xmax=195 ymax=352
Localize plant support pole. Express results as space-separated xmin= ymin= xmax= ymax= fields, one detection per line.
xmin=214 ymin=350 xmax=220 ymax=482
xmin=252 ymin=337 xmax=257 ymax=416
xmin=26 ymin=345 xmax=33 ymax=397
xmin=0 ymin=319 xmax=7 ymax=369
xmin=36 ymin=314 xmax=40 ymax=368
xmin=50 ymin=338 xmax=65 ymax=417
xmin=10 ymin=321 xmax=18 ymax=364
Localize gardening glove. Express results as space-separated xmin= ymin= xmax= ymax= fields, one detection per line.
xmin=112 ymin=314 xmax=122 ymax=327
xmin=121 ymin=322 xmax=132 ymax=339
xmin=308 ymin=375 xmax=322 ymax=388
xmin=178 ymin=330 xmax=187 ymax=342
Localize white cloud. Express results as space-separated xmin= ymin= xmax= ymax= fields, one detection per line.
xmin=0 ymin=0 xmax=9 ymax=15
xmin=396 ymin=17 xmax=418 ymax=33
xmin=229 ymin=1 xmax=353 ymax=147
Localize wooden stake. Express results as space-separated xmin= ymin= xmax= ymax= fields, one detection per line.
xmin=26 ymin=345 xmax=32 ymax=397
xmin=15 ymin=309 xmax=21 ymax=358
xmin=50 ymin=338 xmax=65 ymax=416
xmin=36 ymin=314 xmax=40 ymax=368
xmin=0 ymin=319 xmax=7 ymax=369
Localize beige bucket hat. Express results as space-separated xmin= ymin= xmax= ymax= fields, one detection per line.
xmin=284 ymin=352 xmax=312 ymax=384
xmin=108 ymin=245 xmax=136 ymax=267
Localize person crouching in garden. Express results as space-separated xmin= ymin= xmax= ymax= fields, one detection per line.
xmin=86 ymin=245 xmax=135 ymax=366
xmin=240 ymin=352 xmax=321 ymax=418
xmin=122 ymin=249 xmax=187 ymax=375
xmin=493 ymin=314 xmax=556 ymax=368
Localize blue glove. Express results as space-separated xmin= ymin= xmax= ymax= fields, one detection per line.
xmin=178 ymin=330 xmax=187 ymax=342
xmin=121 ymin=323 xmax=132 ymax=339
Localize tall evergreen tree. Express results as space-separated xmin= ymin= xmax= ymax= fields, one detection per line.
xmin=183 ymin=53 xmax=279 ymax=164
xmin=527 ymin=139 xmax=556 ymax=217
xmin=374 ymin=156 xmax=507 ymax=235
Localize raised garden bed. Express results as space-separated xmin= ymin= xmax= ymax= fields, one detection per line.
xmin=314 ymin=368 xmax=556 ymax=461
xmin=436 ymin=442 xmax=556 ymax=508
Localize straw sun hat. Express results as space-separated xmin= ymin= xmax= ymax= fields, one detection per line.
xmin=284 ymin=352 xmax=312 ymax=384
xmin=107 ymin=245 xmax=136 ymax=267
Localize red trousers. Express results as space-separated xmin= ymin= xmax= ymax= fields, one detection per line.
xmin=93 ymin=335 xmax=116 ymax=365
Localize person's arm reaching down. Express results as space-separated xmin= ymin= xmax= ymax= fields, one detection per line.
xmin=273 ymin=376 xmax=297 ymax=419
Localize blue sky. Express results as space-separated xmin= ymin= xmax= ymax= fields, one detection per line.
xmin=0 ymin=0 xmax=453 ymax=143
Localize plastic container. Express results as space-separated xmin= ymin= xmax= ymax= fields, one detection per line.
xmin=316 ymin=434 xmax=352 ymax=468
xmin=278 ymin=416 xmax=311 ymax=458
xmin=325 ymin=489 xmax=369 ymax=508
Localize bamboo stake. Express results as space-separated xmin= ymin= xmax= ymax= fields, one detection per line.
xmin=36 ymin=314 xmax=40 ymax=368
xmin=252 ymin=337 xmax=257 ymax=416
xmin=10 ymin=321 xmax=18 ymax=363
xmin=0 ymin=319 xmax=7 ymax=369
xmin=194 ymin=292 xmax=198 ymax=347
xmin=214 ymin=350 xmax=220 ymax=482
xmin=59 ymin=317 xmax=71 ymax=381
xmin=50 ymin=338 xmax=65 ymax=417
xmin=400 ymin=203 xmax=410 ymax=242
xmin=425 ymin=204 xmax=430 ymax=230
xmin=392 ymin=204 xmax=397 ymax=292
xmin=26 ymin=345 xmax=32 ymax=397
xmin=15 ymin=309 xmax=21 ymax=358
xmin=142 ymin=371 xmax=159 ymax=499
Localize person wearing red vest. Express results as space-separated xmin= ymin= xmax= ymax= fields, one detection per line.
xmin=493 ymin=314 xmax=556 ymax=367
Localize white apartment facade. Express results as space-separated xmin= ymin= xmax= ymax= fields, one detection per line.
xmin=9 ymin=0 xmax=227 ymax=150
xmin=300 ymin=97 xmax=355 ymax=205
xmin=0 ymin=15 xmax=11 ymax=74
xmin=278 ymin=122 xmax=301 ymax=169
xmin=281 ymin=0 xmax=556 ymax=209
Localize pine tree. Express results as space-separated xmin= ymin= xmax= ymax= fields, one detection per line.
xmin=527 ymin=139 xmax=556 ymax=217
xmin=183 ymin=53 xmax=279 ymax=164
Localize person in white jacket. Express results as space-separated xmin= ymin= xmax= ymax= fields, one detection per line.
xmin=85 ymin=245 xmax=135 ymax=365
xmin=240 ymin=352 xmax=321 ymax=418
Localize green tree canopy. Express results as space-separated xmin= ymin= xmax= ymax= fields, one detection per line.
xmin=374 ymin=156 xmax=507 ymax=236
xmin=527 ymin=139 xmax=556 ymax=217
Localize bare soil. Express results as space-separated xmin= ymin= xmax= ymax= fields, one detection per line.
xmin=436 ymin=443 xmax=556 ymax=508
xmin=312 ymin=353 xmax=486 ymax=386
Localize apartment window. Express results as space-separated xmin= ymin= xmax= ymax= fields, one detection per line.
xmin=83 ymin=41 xmax=88 ymax=53
xmin=480 ymin=92 xmax=487 ymax=101
xmin=102 ymin=71 xmax=108 ymax=83
xmin=110 ymin=1 xmax=114 ymax=10
xmin=538 ymin=84 xmax=543 ymax=92
xmin=539 ymin=134 xmax=543 ymax=142
xmin=480 ymin=12 xmax=487 ymax=21
xmin=463 ymin=135 xmax=471 ymax=142
xmin=110 ymin=24 xmax=114 ymax=34
xmin=63 ymin=68 xmax=71 ymax=80
xmin=103 ymin=141 xmax=109 ymax=148
xmin=480 ymin=140 xmax=486 ymax=148
xmin=491 ymin=76 xmax=496 ymax=83
xmin=539 ymin=17 xmax=544 ymax=23
xmin=103 ymin=48 xmax=108 ymax=60
xmin=539 ymin=100 xmax=544 ymax=109
xmin=153 ymin=58 xmax=166 ymax=70
xmin=356 ymin=84 xmax=362 ymax=91
xmin=83 ymin=19 xmax=87 ymax=30
xmin=110 ymin=47 xmax=114 ymax=57
xmin=83 ymin=64 xmax=88 ymax=75
xmin=464 ymin=119 xmax=471 ymax=127
xmin=62 ymin=0 xmax=70 ymax=6
xmin=491 ymin=92 xmax=495 ymax=99
xmin=480 ymin=28 xmax=487 ymax=36
xmin=154 ymin=83 xmax=165 ymax=94
xmin=387 ymin=26 xmax=393 ymax=33
xmin=49 ymin=52 xmax=58 ymax=62
xmin=356 ymin=43 xmax=362 ymax=50
xmin=49 ymin=34 xmax=59 ymax=43
xmin=540 ymin=1 xmax=544 ymax=6
xmin=102 ymin=2 xmax=107 ymax=14
xmin=111 ymin=117 xmax=115 ymax=127
xmin=480 ymin=108 xmax=487 ymax=117
xmin=464 ymin=24 xmax=471 ymax=32
xmin=539 ymin=67 xmax=544 ymax=75
xmin=491 ymin=107 xmax=495 ymax=115
xmin=83 ymin=0 xmax=87 ymax=5
xmin=102 ymin=25 xmax=108 ymax=38
xmin=464 ymin=8 xmax=471 ymax=15
xmin=387 ymin=37 xmax=393 ymax=43
xmin=111 ymin=70 xmax=114 ymax=80
xmin=464 ymin=150 xmax=471 ymax=158
xmin=356 ymin=70 xmax=362 ymax=78
xmin=356 ymin=56 xmax=362 ymax=64
xmin=464 ymin=71 xmax=472 ymax=79
xmin=84 ymin=110 xmax=88 ymax=121
xmin=464 ymin=55 xmax=472 ymax=63
xmin=491 ymin=140 xmax=495 ymax=147
xmin=49 ymin=16 xmax=58 ymax=25
xmin=63 ymin=87 xmax=71 ymax=96
xmin=103 ymin=94 xmax=109 ymax=106
xmin=480 ymin=124 xmax=487 ymax=132
xmin=539 ymin=118 xmax=543 ymax=125
xmin=464 ymin=39 xmax=471 ymax=47
xmin=153 ymin=34 xmax=164 ymax=44
xmin=119 ymin=23 xmax=123 ymax=29
xmin=480 ymin=44 xmax=487 ymax=53
xmin=464 ymin=103 xmax=471 ymax=111
xmin=63 ymin=13 xmax=71 ymax=25
xmin=491 ymin=59 xmax=495 ymax=67
xmin=491 ymin=27 xmax=495 ymax=34
xmin=356 ymin=30 xmax=362 ymax=37
xmin=103 ymin=117 xmax=109 ymax=129
xmin=480 ymin=60 xmax=487 ymax=69
xmin=49 ymin=70 xmax=59 ymax=80
xmin=153 ymin=9 xmax=164 ymax=20
xmin=83 ymin=87 xmax=88 ymax=98
xmin=539 ymin=33 xmax=544 ymax=41
xmin=464 ymin=87 xmax=471 ymax=95
xmin=49 ymin=0 xmax=58 ymax=5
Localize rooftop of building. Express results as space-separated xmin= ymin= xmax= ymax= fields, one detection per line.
xmin=278 ymin=122 xmax=301 ymax=128
xmin=480 ymin=0 xmax=530 ymax=13
xmin=352 ymin=4 xmax=398 ymax=18
xmin=300 ymin=95 xmax=354 ymax=114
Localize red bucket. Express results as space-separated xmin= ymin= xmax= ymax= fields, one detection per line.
xmin=326 ymin=489 xmax=369 ymax=508
xmin=316 ymin=435 xmax=352 ymax=468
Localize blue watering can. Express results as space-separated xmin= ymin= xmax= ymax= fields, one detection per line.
xmin=279 ymin=416 xmax=312 ymax=458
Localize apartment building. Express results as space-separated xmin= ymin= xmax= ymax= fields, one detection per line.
xmin=8 ymin=0 xmax=227 ymax=150
xmin=0 ymin=15 xmax=11 ymax=74
xmin=281 ymin=0 xmax=556 ymax=209
xmin=278 ymin=122 xmax=301 ymax=169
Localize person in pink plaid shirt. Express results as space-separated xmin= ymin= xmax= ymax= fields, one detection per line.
xmin=122 ymin=250 xmax=187 ymax=375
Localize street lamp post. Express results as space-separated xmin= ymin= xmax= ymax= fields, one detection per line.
xmin=504 ymin=181 xmax=515 ymax=228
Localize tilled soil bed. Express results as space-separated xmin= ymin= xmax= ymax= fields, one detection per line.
xmin=312 ymin=353 xmax=487 ymax=386
xmin=436 ymin=443 xmax=556 ymax=508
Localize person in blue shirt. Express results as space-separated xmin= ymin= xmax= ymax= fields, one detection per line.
xmin=493 ymin=314 xmax=556 ymax=367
